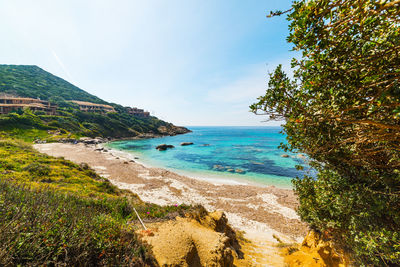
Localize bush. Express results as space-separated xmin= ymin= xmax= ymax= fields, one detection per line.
xmin=0 ymin=180 xmax=155 ymax=266
xmin=252 ymin=0 xmax=400 ymax=265
xmin=23 ymin=163 xmax=51 ymax=176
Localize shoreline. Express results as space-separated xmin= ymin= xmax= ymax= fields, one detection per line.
xmin=104 ymin=143 xmax=292 ymax=188
xmin=34 ymin=142 xmax=307 ymax=245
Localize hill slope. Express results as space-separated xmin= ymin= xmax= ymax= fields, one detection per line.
xmin=0 ymin=64 xmax=189 ymax=139
xmin=0 ymin=65 xmax=106 ymax=104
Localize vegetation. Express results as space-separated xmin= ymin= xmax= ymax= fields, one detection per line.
xmin=0 ymin=138 xmax=194 ymax=265
xmin=252 ymin=0 xmax=400 ymax=265
xmin=0 ymin=180 xmax=153 ymax=266
xmin=0 ymin=64 xmax=188 ymax=139
xmin=0 ymin=65 xmax=105 ymax=104
xmin=0 ymin=107 xmax=182 ymax=141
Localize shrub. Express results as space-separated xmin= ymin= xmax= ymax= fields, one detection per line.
xmin=0 ymin=180 xmax=155 ymax=266
xmin=23 ymin=163 xmax=51 ymax=176
xmin=252 ymin=0 xmax=400 ymax=265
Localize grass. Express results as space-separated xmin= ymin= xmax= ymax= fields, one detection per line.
xmin=0 ymin=125 xmax=50 ymax=142
xmin=0 ymin=138 xmax=199 ymax=265
xmin=0 ymin=124 xmax=79 ymax=143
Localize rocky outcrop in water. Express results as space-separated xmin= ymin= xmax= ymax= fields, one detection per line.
xmin=156 ymin=144 xmax=175 ymax=151
xmin=181 ymin=142 xmax=194 ymax=146
xmin=157 ymin=125 xmax=191 ymax=136
xmin=212 ymin=165 xmax=246 ymax=174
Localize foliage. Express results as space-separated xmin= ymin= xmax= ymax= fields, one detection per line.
xmin=0 ymin=138 xmax=196 ymax=265
xmin=0 ymin=65 xmax=106 ymax=104
xmin=0 ymin=180 xmax=154 ymax=266
xmin=0 ymin=138 xmax=192 ymax=217
xmin=251 ymin=0 xmax=400 ymax=265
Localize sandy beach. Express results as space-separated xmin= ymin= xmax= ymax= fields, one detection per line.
xmin=34 ymin=142 xmax=307 ymax=261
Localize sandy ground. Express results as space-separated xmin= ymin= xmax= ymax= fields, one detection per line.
xmin=34 ymin=142 xmax=308 ymax=265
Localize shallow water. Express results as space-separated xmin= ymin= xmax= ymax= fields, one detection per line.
xmin=108 ymin=126 xmax=309 ymax=188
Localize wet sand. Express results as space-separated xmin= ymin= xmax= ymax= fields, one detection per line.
xmin=34 ymin=143 xmax=307 ymax=245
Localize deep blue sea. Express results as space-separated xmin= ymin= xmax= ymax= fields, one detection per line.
xmin=108 ymin=126 xmax=308 ymax=188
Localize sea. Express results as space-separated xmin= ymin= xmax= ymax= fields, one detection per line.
xmin=108 ymin=126 xmax=309 ymax=188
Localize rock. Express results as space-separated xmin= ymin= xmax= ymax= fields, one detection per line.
xmin=281 ymin=154 xmax=290 ymax=158
xmin=78 ymin=137 xmax=107 ymax=145
xmin=92 ymin=137 xmax=107 ymax=143
xmin=134 ymin=157 xmax=139 ymax=159
xmin=137 ymin=133 xmax=158 ymax=139
xmin=57 ymin=138 xmax=78 ymax=144
xmin=156 ymin=144 xmax=175 ymax=151
xmin=181 ymin=142 xmax=194 ymax=146
xmin=157 ymin=125 xmax=192 ymax=136
xmin=140 ymin=209 xmax=241 ymax=267
xmin=123 ymin=161 xmax=129 ymax=164
xmin=283 ymin=230 xmax=349 ymax=266
xmin=81 ymin=138 xmax=98 ymax=145
xmin=297 ymin=154 xmax=306 ymax=159
xmin=227 ymin=169 xmax=235 ymax=173
xmin=103 ymin=149 xmax=108 ymax=152
xmin=129 ymin=160 xmax=135 ymax=162
xmin=235 ymin=169 xmax=245 ymax=174
xmin=213 ymin=165 xmax=225 ymax=171
xmin=95 ymin=148 xmax=104 ymax=151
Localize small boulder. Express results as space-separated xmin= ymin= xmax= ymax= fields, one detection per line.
xmin=156 ymin=144 xmax=175 ymax=151
xmin=281 ymin=154 xmax=290 ymax=158
xmin=213 ymin=165 xmax=225 ymax=171
xmin=180 ymin=142 xmax=194 ymax=146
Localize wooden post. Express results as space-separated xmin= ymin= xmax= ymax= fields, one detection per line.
xmin=133 ymin=207 xmax=147 ymax=230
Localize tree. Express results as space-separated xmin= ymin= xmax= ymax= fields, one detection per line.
xmin=251 ymin=0 xmax=400 ymax=265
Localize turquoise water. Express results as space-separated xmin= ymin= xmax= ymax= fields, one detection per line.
xmin=108 ymin=126 xmax=308 ymax=188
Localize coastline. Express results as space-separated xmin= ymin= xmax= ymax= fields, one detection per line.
xmin=105 ymin=143 xmax=293 ymax=189
xmin=34 ymin=142 xmax=307 ymax=246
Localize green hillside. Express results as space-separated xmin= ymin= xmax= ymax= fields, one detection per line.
xmin=0 ymin=65 xmax=106 ymax=104
xmin=0 ymin=64 xmax=189 ymax=140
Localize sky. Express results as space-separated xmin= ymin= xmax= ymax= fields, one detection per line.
xmin=0 ymin=0 xmax=295 ymax=126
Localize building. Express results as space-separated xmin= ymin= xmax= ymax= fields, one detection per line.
xmin=125 ymin=107 xmax=150 ymax=117
xmin=0 ymin=95 xmax=57 ymax=115
xmin=70 ymin=100 xmax=115 ymax=113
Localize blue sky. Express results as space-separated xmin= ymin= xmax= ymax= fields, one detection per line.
xmin=0 ymin=0 xmax=294 ymax=126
